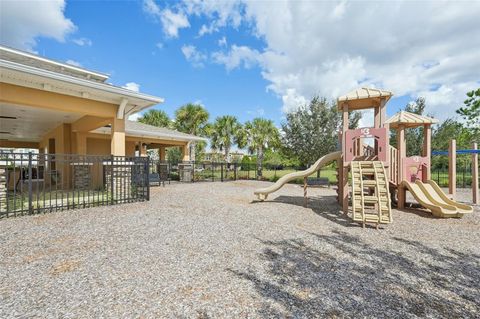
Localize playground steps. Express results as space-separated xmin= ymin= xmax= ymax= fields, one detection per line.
xmin=351 ymin=161 xmax=392 ymax=226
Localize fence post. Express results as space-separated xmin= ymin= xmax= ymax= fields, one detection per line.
xmin=449 ymin=139 xmax=456 ymax=197
xmin=110 ymin=155 xmax=114 ymax=205
xmin=221 ymin=163 xmax=224 ymax=182
xmin=146 ymin=156 xmax=150 ymax=201
xmin=28 ymin=152 xmax=33 ymax=214
xmin=473 ymin=142 xmax=478 ymax=204
xmin=234 ymin=163 xmax=237 ymax=181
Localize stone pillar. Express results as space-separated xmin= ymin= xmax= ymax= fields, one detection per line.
xmin=104 ymin=160 xmax=132 ymax=201
xmin=71 ymin=163 xmax=92 ymax=190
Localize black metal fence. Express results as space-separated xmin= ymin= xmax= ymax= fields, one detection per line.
xmin=148 ymin=160 xmax=337 ymax=184
xmin=431 ymin=162 xmax=476 ymax=188
xmin=0 ymin=152 xmax=149 ymax=218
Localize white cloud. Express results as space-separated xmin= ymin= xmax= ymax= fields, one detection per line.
xmin=218 ymin=36 xmax=227 ymax=47
xmin=161 ymin=9 xmax=190 ymax=38
xmin=0 ymin=0 xmax=76 ymax=51
xmin=156 ymin=42 xmax=164 ymax=49
xmin=65 ymin=59 xmax=82 ymax=67
xmin=281 ymin=88 xmax=308 ymax=113
xmin=181 ymin=45 xmax=207 ymax=68
xmin=212 ymin=45 xmax=261 ymax=71
xmin=143 ymin=0 xmax=190 ymax=38
xmin=72 ymin=37 xmax=92 ymax=46
xmin=168 ymin=0 xmax=480 ymax=117
xmin=128 ymin=113 xmax=142 ymax=121
xmin=122 ymin=82 xmax=140 ymax=92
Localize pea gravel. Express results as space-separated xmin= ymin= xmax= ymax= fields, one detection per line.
xmin=1 ymin=181 xmax=479 ymax=318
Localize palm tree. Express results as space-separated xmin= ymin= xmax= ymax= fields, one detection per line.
xmin=174 ymin=103 xmax=209 ymax=135
xmin=174 ymin=103 xmax=210 ymax=161
xmin=244 ymin=118 xmax=280 ymax=178
xmin=210 ymin=115 xmax=245 ymax=163
xmin=138 ymin=109 xmax=172 ymax=128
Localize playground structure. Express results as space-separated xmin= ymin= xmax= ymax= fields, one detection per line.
xmin=255 ymin=87 xmax=474 ymax=227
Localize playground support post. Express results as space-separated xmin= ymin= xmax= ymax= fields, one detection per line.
xmin=473 ymin=142 xmax=479 ymax=204
xmin=449 ymin=139 xmax=456 ymax=198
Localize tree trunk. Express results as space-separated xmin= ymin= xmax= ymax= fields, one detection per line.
xmin=224 ymin=146 xmax=230 ymax=171
xmin=257 ymin=147 xmax=264 ymax=179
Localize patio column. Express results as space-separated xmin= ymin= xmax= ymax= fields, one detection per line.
xmin=75 ymin=132 xmax=87 ymax=155
xmin=158 ymin=147 xmax=166 ymax=161
xmin=140 ymin=143 xmax=148 ymax=157
xmin=111 ymin=117 xmax=125 ymax=156
xmin=181 ymin=144 xmax=190 ymax=161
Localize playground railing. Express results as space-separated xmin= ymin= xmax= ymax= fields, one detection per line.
xmin=389 ymin=146 xmax=399 ymax=185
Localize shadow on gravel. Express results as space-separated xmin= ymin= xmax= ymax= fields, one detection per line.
xmin=269 ymin=195 xmax=359 ymax=228
xmin=229 ymin=230 xmax=480 ymax=318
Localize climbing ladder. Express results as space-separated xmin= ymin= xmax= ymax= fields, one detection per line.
xmin=351 ymin=161 xmax=392 ymax=227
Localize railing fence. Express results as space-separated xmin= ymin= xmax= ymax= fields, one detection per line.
xmin=0 ymin=152 xmax=149 ymax=218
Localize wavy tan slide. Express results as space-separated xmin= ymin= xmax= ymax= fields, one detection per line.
xmin=400 ymin=180 xmax=473 ymax=218
xmin=254 ymin=151 xmax=341 ymax=200
xmin=423 ymin=180 xmax=473 ymax=216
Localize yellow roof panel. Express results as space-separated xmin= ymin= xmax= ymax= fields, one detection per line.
xmin=337 ymin=87 xmax=393 ymax=110
xmin=385 ymin=111 xmax=439 ymax=129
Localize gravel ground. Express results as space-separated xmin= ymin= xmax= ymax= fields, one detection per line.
xmin=1 ymin=181 xmax=479 ymax=318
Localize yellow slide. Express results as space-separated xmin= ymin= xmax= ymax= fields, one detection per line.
xmin=400 ymin=180 xmax=473 ymax=218
xmin=254 ymin=151 xmax=341 ymax=200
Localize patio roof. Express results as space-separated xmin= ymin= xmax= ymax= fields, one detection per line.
xmin=92 ymin=120 xmax=207 ymax=143
xmin=337 ymin=87 xmax=393 ymax=110
xmin=0 ymin=45 xmax=164 ymax=117
xmin=385 ymin=111 xmax=439 ymax=129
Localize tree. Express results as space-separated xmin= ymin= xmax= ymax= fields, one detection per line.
xmin=390 ymin=97 xmax=427 ymax=156
xmin=138 ymin=109 xmax=172 ymax=128
xmin=174 ymin=103 xmax=209 ymax=135
xmin=281 ymin=96 xmax=361 ymax=166
xmin=431 ymin=119 xmax=466 ymax=169
xmin=244 ymin=118 xmax=280 ymax=178
xmin=456 ymin=88 xmax=480 ymax=141
xmin=174 ymin=103 xmax=210 ymax=160
xmin=166 ymin=147 xmax=182 ymax=164
xmin=210 ymin=115 xmax=245 ymax=163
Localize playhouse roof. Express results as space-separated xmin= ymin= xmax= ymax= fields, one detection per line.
xmin=385 ymin=111 xmax=439 ymax=129
xmin=337 ymin=87 xmax=393 ymax=110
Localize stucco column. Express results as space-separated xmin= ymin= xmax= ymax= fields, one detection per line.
xmin=140 ymin=142 xmax=148 ymax=157
xmin=75 ymin=132 xmax=87 ymax=155
xmin=181 ymin=144 xmax=190 ymax=161
xmin=111 ymin=117 xmax=125 ymax=156
xmin=158 ymin=147 xmax=166 ymax=161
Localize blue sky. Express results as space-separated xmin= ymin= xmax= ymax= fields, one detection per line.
xmin=1 ymin=0 xmax=479 ymax=127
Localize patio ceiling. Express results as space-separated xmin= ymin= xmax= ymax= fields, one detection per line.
xmin=0 ymin=103 xmax=83 ymax=142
